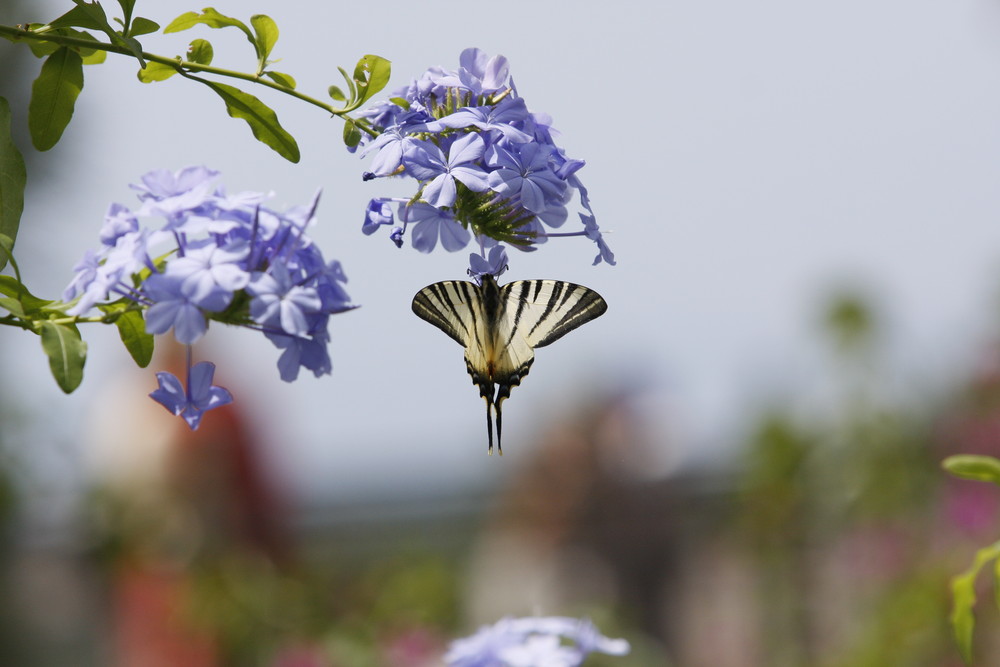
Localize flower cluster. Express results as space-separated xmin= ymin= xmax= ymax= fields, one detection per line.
xmin=63 ymin=166 xmax=356 ymax=427
xmin=445 ymin=616 xmax=630 ymax=667
xmin=355 ymin=48 xmax=615 ymax=276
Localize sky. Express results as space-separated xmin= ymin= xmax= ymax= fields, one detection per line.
xmin=3 ymin=0 xmax=1000 ymax=511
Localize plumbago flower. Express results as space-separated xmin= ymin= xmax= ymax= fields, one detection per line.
xmin=63 ymin=166 xmax=357 ymax=428
xmin=445 ymin=616 xmax=630 ymax=667
xmin=354 ymin=47 xmax=615 ymax=276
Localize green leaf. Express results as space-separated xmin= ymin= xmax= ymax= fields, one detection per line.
xmin=342 ymin=118 xmax=362 ymax=149
xmin=328 ymin=85 xmax=345 ymax=102
xmin=164 ymin=8 xmax=255 ymax=48
xmin=943 ymin=455 xmax=1000 ymax=486
xmin=0 ymin=235 xmax=19 ymax=281
xmin=352 ymin=54 xmax=391 ymax=105
xmin=130 ymin=17 xmax=160 ymax=37
xmin=28 ymin=47 xmax=84 ymax=151
xmin=389 ymin=96 xmax=410 ymax=110
xmin=48 ymin=1 xmax=145 ymax=67
xmin=337 ymin=66 xmax=357 ymax=102
xmin=116 ymin=0 xmax=136 ymax=28
xmin=0 ymin=99 xmax=26 ymax=271
xmin=99 ymin=304 xmax=153 ymax=367
xmin=202 ymin=81 xmax=299 ymax=162
xmin=264 ymin=71 xmax=295 ymax=89
xmin=0 ymin=296 xmax=24 ymax=317
xmin=250 ymin=14 xmax=278 ymax=62
xmin=81 ymin=48 xmax=107 ymax=65
xmin=39 ymin=321 xmax=87 ymax=393
xmin=27 ymin=39 xmax=60 ymax=58
xmin=951 ymin=540 xmax=1000 ymax=664
xmin=136 ymin=60 xmax=178 ymax=83
xmin=0 ymin=275 xmax=51 ymax=314
xmin=187 ymin=39 xmax=213 ymax=65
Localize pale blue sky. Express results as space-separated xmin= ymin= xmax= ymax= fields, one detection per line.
xmin=4 ymin=0 xmax=1000 ymax=509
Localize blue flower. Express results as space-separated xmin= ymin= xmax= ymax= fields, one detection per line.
xmin=143 ymin=272 xmax=219 ymax=344
xmin=581 ymin=213 xmax=615 ymax=266
xmin=266 ymin=329 xmax=332 ymax=381
xmin=131 ymin=166 xmax=220 ymax=222
xmin=468 ymin=244 xmax=508 ymax=280
xmin=405 ymin=203 xmax=470 ymax=253
xmin=403 ymin=133 xmax=490 ymax=208
xmin=247 ymin=263 xmax=323 ymax=338
xmin=363 ymin=199 xmax=394 ymax=235
xmin=445 ymin=616 xmax=629 ymax=667
xmin=487 ymin=142 xmax=566 ymax=214
xmin=164 ymin=239 xmax=250 ymax=307
xmin=434 ymin=98 xmax=532 ymax=142
xmin=149 ymin=360 xmax=232 ymax=430
xmin=99 ymin=203 xmax=139 ymax=247
xmin=355 ymin=49 xmax=613 ymax=271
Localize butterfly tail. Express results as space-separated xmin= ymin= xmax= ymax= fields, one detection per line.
xmin=495 ymin=384 xmax=516 ymax=457
xmin=483 ymin=394 xmax=495 ymax=455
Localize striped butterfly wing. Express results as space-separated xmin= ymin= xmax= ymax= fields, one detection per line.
xmin=499 ymin=279 xmax=609 ymax=350
xmin=411 ymin=280 xmax=488 ymax=349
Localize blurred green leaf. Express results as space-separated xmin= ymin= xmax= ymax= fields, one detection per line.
xmin=951 ymin=540 xmax=1000 ymax=664
xmin=265 ymin=71 xmax=295 ymax=89
xmin=130 ymin=17 xmax=160 ymax=37
xmin=0 ymin=100 xmax=25 ymax=272
xmin=202 ymin=81 xmax=299 ymax=162
xmin=250 ymin=14 xmax=278 ymax=62
xmin=0 ymin=275 xmax=51 ymax=314
xmin=187 ymin=39 xmax=213 ymax=66
xmin=39 ymin=321 xmax=87 ymax=393
xmin=943 ymin=455 xmax=1000 ymax=486
xmin=100 ymin=303 xmax=153 ymax=367
xmin=352 ymin=54 xmax=391 ymax=105
xmin=136 ymin=60 xmax=178 ymax=83
xmin=28 ymin=47 xmax=84 ymax=151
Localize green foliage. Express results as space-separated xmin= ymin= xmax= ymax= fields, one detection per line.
xmin=135 ymin=59 xmax=178 ymax=83
xmin=127 ymin=17 xmax=159 ymax=37
xmin=950 ymin=540 xmax=1000 ymax=664
xmin=99 ymin=303 xmax=153 ymax=367
xmin=48 ymin=0 xmax=145 ymax=67
xmin=38 ymin=321 xmax=87 ymax=393
xmin=28 ymin=46 xmax=84 ymax=151
xmin=200 ymin=80 xmax=300 ymax=163
xmin=0 ymin=99 xmax=25 ymax=271
xmin=353 ymin=54 xmax=391 ymax=107
xmin=186 ymin=38 xmax=212 ymax=66
xmin=265 ymin=71 xmax=295 ymax=89
xmin=944 ymin=455 xmax=1000 ymax=486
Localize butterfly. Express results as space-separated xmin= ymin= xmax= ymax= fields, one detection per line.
xmin=411 ymin=274 xmax=608 ymax=455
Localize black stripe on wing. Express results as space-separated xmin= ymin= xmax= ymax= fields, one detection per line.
xmin=501 ymin=280 xmax=608 ymax=349
xmin=411 ymin=280 xmax=481 ymax=347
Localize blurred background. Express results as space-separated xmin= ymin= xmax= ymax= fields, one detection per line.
xmin=3 ymin=0 xmax=1000 ymax=664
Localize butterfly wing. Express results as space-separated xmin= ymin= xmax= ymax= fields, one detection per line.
xmin=486 ymin=279 xmax=608 ymax=451
xmin=412 ymin=280 xmax=501 ymax=452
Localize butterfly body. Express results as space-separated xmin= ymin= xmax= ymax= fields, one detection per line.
xmin=412 ymin=275 xmax=607 ymax=455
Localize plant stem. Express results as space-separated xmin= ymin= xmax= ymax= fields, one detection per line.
xmin=0 ymin=23 xmax=375 ymax=129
